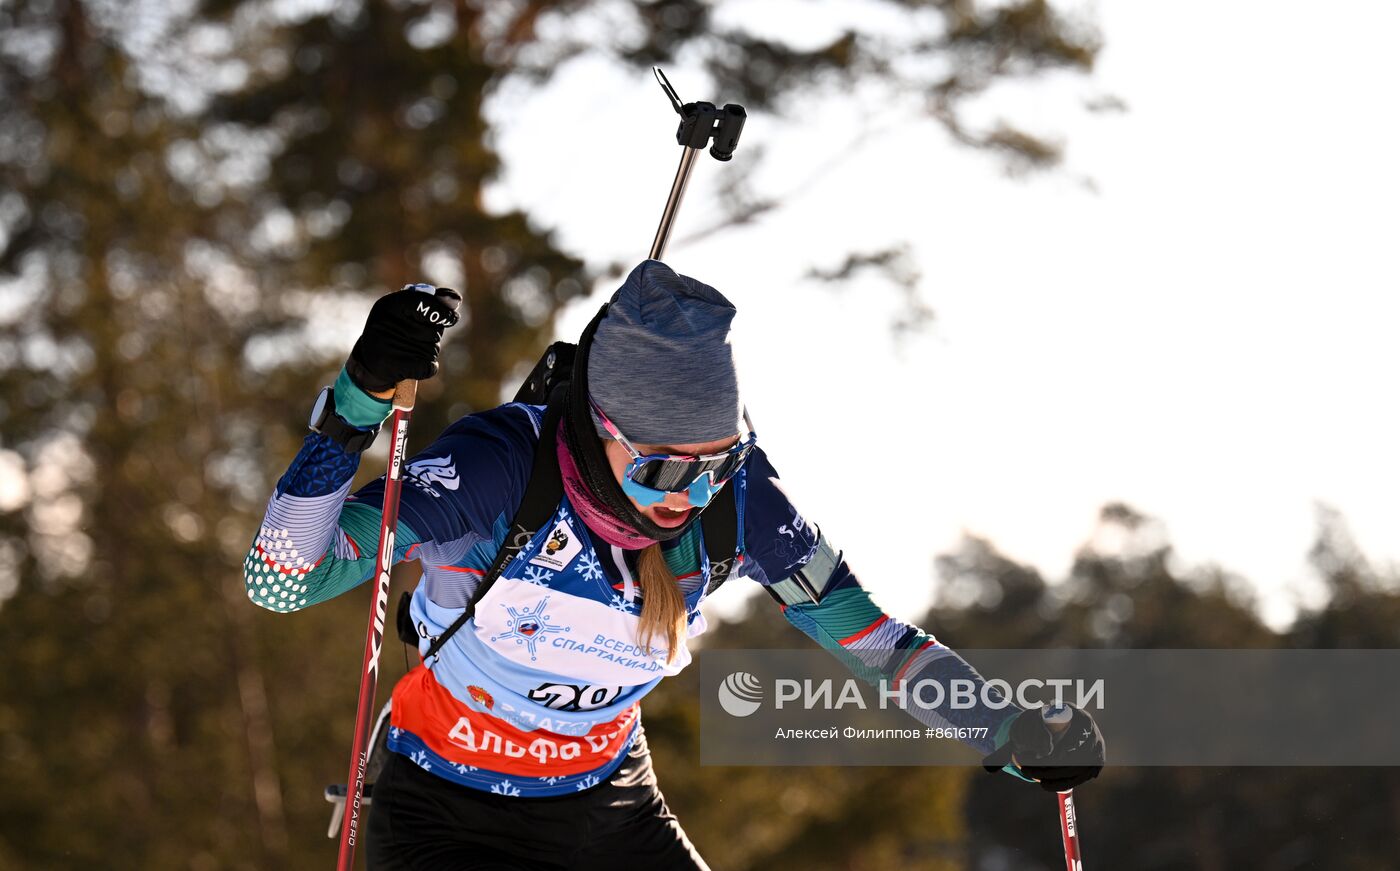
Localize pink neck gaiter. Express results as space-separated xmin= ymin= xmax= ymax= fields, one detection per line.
xmin=556 ymin=422 xmax=658 ymax=550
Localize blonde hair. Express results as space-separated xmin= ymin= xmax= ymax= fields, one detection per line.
xmin=635 ymin=543 xmax=686 ymax=664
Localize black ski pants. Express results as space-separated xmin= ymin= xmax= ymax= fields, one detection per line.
xmin=365 ymin=727 xmax=709 ymax=870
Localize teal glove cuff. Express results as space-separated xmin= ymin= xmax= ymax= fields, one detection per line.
xmin=1000 ymin=761 xmax=1038 ymax=783
xmin=334 ymin=366 xmax=393 ymax=427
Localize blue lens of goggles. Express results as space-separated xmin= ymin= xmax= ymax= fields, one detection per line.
xmin=623 ymin=469 xmax=728 ymax=508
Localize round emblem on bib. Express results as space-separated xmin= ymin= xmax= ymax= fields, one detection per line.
xmin=490 ymin=596 xmax=571 ymax=661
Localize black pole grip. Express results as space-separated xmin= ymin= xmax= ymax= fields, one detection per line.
xmin=677 ymin=102 xmax=716 ymax=149
xmin=710 ymin=104 xmax=746 ymax=161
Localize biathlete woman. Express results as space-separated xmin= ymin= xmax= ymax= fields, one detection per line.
xmin=247 ymin=260 xmax=1104 ymax=869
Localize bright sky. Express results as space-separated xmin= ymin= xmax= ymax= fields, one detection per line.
xmin=478 ymin=0 xmax=1400 ymax=630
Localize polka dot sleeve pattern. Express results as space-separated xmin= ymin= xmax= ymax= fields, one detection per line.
xmin=245 ymin=430 xmax=420 ymax=613
xmin=243 ymin=402 xmax=538 ymax=614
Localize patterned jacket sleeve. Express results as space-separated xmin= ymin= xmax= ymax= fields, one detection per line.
xmin=737 ymin=447 xmax=1020 ymax=756
xmin=244 ymin=395 xmax=538 ymax=614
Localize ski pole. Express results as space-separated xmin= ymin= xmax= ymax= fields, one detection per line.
xmin=335 ymin=285 xmax=459 ymax=871
xmin=1056 ymin=790 xmax=1083 ymax=871
xmin=648 ymin=67 xmax=746 ymax=260
xmin=1043 ymin=705 xmax=1085 ymax=871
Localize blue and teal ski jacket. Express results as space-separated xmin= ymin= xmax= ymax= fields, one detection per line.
xmin=247 ymin=388 xmax=1020 ymax=796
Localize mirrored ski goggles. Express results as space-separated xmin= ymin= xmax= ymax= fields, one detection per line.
xmin=590 ymin=397 xmax=756 ymax=508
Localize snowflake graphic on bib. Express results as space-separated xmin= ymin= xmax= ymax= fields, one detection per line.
xmin=489 ymin=596 xmax=571 ymax=661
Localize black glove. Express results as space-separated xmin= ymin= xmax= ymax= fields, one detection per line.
xmin=346 ymin=283 xmax=463 ymax=393
xmin=983 ymin=705 xmax=1105 ymax=792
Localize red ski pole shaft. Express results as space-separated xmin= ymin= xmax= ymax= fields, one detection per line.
xmin=1056 ymin=789 xmax=1084 ymax=871
xmin=1043 ymin=707 xmax=1085 ymax=871
xmin=335 ymin=378 xmax=418 ymax=871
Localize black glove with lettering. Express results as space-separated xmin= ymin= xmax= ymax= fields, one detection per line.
xmin=346 ymin=283 xmax=462 ymax=393
xmin=982 ymin=705 xmax=1105 ymax=792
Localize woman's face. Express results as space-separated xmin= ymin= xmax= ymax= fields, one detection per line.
xmin=603 ymin=434 xmax=740 ymax=528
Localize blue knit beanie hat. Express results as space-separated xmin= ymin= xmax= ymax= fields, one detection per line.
xmin=588 ymin=260 xmax=743 ymax=445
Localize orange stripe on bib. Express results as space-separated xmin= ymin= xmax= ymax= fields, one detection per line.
xmin=390 ymin=665 xmax=638 ymax=778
